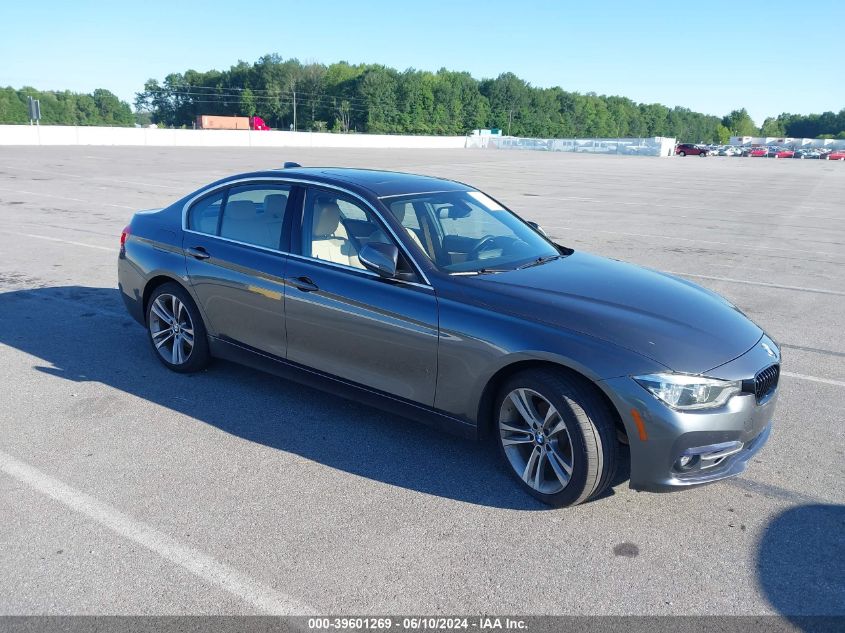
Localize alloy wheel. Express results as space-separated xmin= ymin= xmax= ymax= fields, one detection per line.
xmin=149 ymin=293 xmax=195 ymax=365
xmin=499 ymin=388 xmax=575 ymax=494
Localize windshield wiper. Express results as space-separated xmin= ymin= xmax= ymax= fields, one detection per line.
xmin=451 ymin=268 xmax=511 ymax=276
xmin=516 ymin=254 xmax=562 ymax=270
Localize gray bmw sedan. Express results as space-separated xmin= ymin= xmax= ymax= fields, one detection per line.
xmin=118 ymin=166 xmax=779 ymax=507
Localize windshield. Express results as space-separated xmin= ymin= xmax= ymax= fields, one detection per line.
xmin=381 ymin=190 xmax=560 ymax=273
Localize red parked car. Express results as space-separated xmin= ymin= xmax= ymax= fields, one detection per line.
xmin=774 ymin=149 xmax=795 ymax=159
xmin=827 ymin=150 xmax=845 ymax=160
xmin=749 ymin=148 xmax=769 ymax=157
xmin=675 ymin=143 xmax=709 ymax=157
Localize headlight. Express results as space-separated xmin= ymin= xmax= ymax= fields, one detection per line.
xmin=633 ymin=373 xmax=742 ymax=411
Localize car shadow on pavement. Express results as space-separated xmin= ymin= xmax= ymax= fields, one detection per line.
xmin=0 ymin=285 xmax=628 ymax=510
xmin=757 ymin=503 xmax=845 ymax=629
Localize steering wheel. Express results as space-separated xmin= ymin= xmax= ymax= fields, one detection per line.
xmin=469 ymin=235 xmax=498 ymax=260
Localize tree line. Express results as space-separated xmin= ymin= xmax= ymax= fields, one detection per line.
xmin=3 ymin=55 xmax=844 ymax=142
xmin=134 ymin=55 xmax=732 ymax=141
xmin=0 ymin=86 xmax=133 ymax=126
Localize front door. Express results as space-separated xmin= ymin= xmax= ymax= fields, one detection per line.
xmin=284 ymin=186 xmax=438 ymax=405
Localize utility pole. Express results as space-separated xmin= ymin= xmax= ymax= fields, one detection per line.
xmin=292 ymin=90 xmax=297 ymax=132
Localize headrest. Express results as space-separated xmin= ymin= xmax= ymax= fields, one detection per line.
xmin=390 ymin=201 xmax=408 ymax=223
xmin=314 ymin=200 xmax=342 ymax=236
xmin=226 ymin=200 xmax=255 ymax=220
xmin=264 ymin=193 xmax=287 ymax=218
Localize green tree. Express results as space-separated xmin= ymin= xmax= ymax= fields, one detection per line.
xmin=760 ymin=117 xmax=785 ymax=137
xmin=239 ymin=88 xmax=256 ymax=117
xmin=130 ymin=53 xmax=845 ymax=141
xmin=722 ymin=108 xmax=758 ymax=136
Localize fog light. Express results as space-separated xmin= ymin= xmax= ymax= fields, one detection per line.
xmin=674 ymin=454 xmax=699 ymax=471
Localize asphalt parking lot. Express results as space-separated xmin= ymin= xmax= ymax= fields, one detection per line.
xmin=0 ymin=147 xmax=843 ymax=617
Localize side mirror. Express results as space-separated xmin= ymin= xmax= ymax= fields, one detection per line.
xmin=359 ymin=242 xmax=399 ymax=278
xmin=526 ymin=221 xmax=548 ymax=237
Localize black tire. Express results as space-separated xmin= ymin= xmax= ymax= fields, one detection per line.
xmin=494 ymin=369 xmax=618 ymax=508
xmin=679 ymin=151 xmax=686 ymax=157
xmin=699 ymin=151 xmax=707 ymax=157
xmin=146 ymin=282 xmax=210 ymax=373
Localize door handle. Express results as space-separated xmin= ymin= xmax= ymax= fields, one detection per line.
xmin=187 ymin=246 xmax=210 ymax=260
xmin=287 ymin=276 xmax=319 ymax=292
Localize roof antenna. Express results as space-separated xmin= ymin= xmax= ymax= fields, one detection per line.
xmin=283 ymin=162 xmax=301 ymax=169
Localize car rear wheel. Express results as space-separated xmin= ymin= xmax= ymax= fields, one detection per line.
xmin=679 ymin=151 xmax=686 ymax=156
xmin=495 ymin=369 xmax=618 ymax=507
xmin=699 ymin=151 xmax=707 ymax=157
xmin=146 ymin=282 xmax=210 ymax=373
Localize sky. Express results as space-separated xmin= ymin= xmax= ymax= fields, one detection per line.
xmin=1 ymin=0 xmax=843 ymax=125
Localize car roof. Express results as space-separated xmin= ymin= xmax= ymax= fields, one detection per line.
xmin=212 ymin=167 xmax=473 ymax=199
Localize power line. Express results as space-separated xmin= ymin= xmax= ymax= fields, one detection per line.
xmin=143 ymin=89 xmax=374 ymax=115
xmin=150 ymin=82 xmax=374 ymax=107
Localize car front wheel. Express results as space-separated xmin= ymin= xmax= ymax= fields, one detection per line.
xmin=146 ymin=282 xmax=210 ymax=373
xmin=678 ymin=151 xmax=686 ymax=156
xmin=495 ymin=369 xmax=618 ymax=507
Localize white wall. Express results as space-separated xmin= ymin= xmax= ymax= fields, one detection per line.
xmin=0 ymin=125 xmax=469 ymax=149
xmin=466 ymin=134 xmax=677 ymax=157
xmin=730 ymin=135 xmax=845 ymax=149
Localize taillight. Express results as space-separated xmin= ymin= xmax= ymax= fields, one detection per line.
xmin=120 ymin=225 xmax=130 ymax=248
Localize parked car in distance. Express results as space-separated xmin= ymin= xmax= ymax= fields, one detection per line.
xmin=118 ymin=166 xmax=779 ymax=508
xmin=774 ymin=149 xmax=795 ymax=159
xmin=827 ymin=150 xmax=845 ymax=160
xmin=675 ymin=143 xmax=709 ymax=156
xmin=715 ymin=146 xmax=741 ymax=157
xmin=750 ymin=147 xmax=769 ymax=157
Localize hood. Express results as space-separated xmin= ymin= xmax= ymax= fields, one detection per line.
xmin=463 ymin=252 xmax=762 ymax=374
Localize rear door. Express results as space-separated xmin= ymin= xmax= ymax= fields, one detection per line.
xmin=183 ymin=182 xmax=296 ymax=358
xmin=284 ymin=186 xmax=439 ymax=405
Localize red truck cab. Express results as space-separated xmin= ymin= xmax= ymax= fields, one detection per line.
xmin=250 ymin=116 xmax=270 ymax=131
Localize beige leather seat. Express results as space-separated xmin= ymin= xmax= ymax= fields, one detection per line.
xmin=262 ymin=193 xmax=287 ymax=248
xmin=221 ymin=200 xmax=265 ymax=245
xmin=311 ymin=201 xmax=360 ymax=268
xmin=387 ymin=202 xmax=427 ymax=254
xmin=264 ymin=193 xmax=287 ymax=220
xmin=220 ymin=196 xmax=288 ymax=249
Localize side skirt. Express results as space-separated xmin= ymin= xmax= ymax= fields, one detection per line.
xmin=208 ymin=337 xmax=477 ymax=440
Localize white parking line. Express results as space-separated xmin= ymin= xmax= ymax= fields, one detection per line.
xmin=663 ymin=271 xmax=845 ymax=297
xmin=0 ymin=231 xmax=117 ymax=252
xmin=0 ymin=449 xmax=314 ymax=615
xmin=781 ymin=372 xmax=845 ymax=388
xmin=555 ymin=225 xmax=845 ymax=258
xmin=540 ymin=195 xmax=844 ymax=221
xmin=0 ymin=186 xmax=135 ymax=209
xmin=0 ymin=166 xmax=183 ymax=190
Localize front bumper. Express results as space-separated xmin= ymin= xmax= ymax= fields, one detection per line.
xmin=600 ymin=336 xmax=779 ymax=492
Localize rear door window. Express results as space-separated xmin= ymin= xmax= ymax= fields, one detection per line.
xmin=187 ymin=184 xmax=292 ymax=250
xmin=218 ymin=185 xmax=291 ymax=250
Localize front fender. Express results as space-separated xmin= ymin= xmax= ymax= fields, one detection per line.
xmin=434 ymin=295 xmax=667 ymax=424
